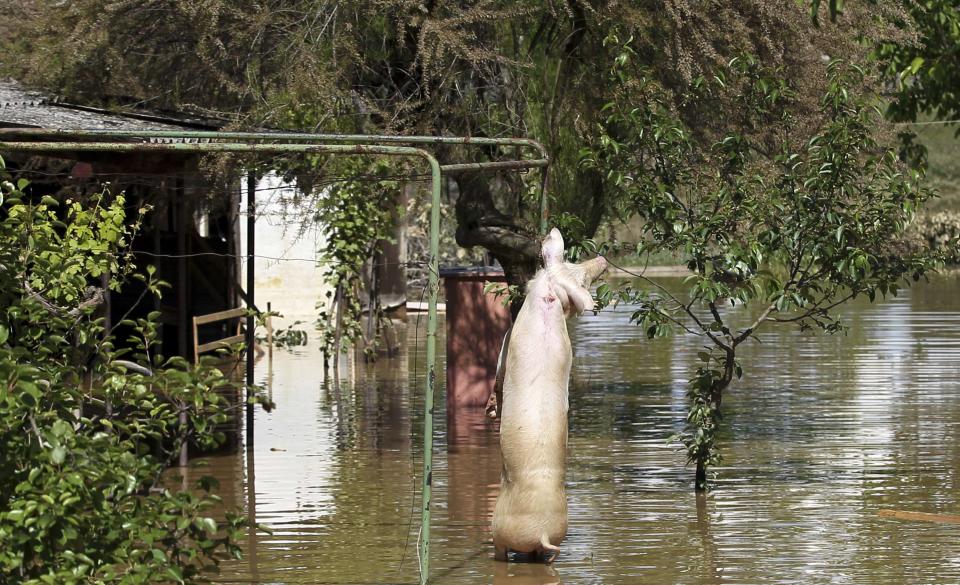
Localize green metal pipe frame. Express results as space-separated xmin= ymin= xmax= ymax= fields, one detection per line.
xmin=0 ymin=127 xmax=548 ymax=157
xmin=0 ymin=133 xmax=547 ymax=584
xmin=0 ymin=128 xmax=551 ymax=231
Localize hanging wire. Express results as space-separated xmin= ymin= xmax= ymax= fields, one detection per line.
xmin=892 ymin=118 xmax=960 ymax=126
xmin=8 ymin=167 xmax=436 ymax=187
xmin=132 ymin=248 xmax=427 ymax=268
xmin=399 ymin=281 xmax=429 ymax=575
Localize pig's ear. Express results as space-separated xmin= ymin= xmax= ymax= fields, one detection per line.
xmin=541 ymin=228 xmax=565 ymax=267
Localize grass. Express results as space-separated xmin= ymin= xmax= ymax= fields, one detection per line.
xmin=603 ymin=121 xmax=960 ymax=268
xmin=913 ymin=121 xmax=960 ymax=213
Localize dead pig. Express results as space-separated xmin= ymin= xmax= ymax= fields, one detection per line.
xmin=492 ymin=228 xmax=607 ymax=562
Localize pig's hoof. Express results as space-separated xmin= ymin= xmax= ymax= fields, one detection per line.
xmin=495 ymin=545 xmax=509 ymax=562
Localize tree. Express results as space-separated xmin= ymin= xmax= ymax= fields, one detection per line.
xmin=813 ymin=0 xmax=959 ymax=153
xmin=876 ymin=0 xmax=960 ymax=129
xmin=0 ymin=164 xmax=248 ymax=582
xmin=1 ymin=1 xmax=937 ymax=491
xmin=1 ymin=1 xmax=913 ymax=297
xmin=587 ymin=46 xmax=936 ymax=490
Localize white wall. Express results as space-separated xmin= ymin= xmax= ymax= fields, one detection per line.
xmin=239 ymin=172 xmax=330 ymax=330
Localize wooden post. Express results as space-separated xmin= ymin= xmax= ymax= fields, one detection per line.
xmin=192 ymin=316 xmax=199 ymax=365
xmin=179 ymin=409 xmax=189 ymax=467
xmin=266 ymin=301 xmax=273 ymax=362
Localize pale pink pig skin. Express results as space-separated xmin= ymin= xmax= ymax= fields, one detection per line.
xmin=492 ymin=228 xmax=607 ymax=562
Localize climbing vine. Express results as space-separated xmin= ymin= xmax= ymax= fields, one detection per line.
xmin=314 ymin=159 xmax=400 ymax=367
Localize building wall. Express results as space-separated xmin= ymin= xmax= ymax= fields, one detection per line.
xmin=239 ymin=172 xmax=331 ymax=331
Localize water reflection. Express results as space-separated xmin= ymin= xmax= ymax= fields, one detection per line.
xmin=493 ymin=563 xmax=562 ymax=584
xmin=209 ymin=273 xmax=960 ymax=584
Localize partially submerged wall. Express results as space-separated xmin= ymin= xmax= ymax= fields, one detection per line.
xmin=239 ymin=172 xmax=331 ymax=331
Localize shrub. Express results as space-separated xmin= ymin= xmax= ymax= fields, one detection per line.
xmin=0 ymin=161 xmax=246 ymax=583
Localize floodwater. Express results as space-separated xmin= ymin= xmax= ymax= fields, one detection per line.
xmin=207 ymin=272 xmax=960 ymax=584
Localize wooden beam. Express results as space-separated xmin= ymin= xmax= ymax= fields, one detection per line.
xmin=196 ymin=334 xmax=247 ymax=355
xmin=194 ymin=307 xmax=247 ymax=326
xmin=878 ymin=509 xmax=960 ymax=524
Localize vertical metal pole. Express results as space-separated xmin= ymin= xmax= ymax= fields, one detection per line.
xmin=245 ymin=172 xmax=256 ymax=447
xmin=177 ymin=177 xmax=191 ymax=467
xmin=245 ymin=449 xmax=260 ymax=581
xmin=179 ymin=409 xmax=189 ymax=467
xmin=420 ymin=156 xmax=441 ymax=585
xmin=176 ymin=178 xmax=189 ymax=357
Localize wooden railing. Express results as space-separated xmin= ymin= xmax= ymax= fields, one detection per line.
xmin=180 ymin=307 xmax=248 ymax=467
xmin=192 ymin=307 xmax=247 ymax=363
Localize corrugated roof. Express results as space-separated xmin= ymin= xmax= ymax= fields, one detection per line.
xmin=0 ymin=79 xmax=222 ymax=135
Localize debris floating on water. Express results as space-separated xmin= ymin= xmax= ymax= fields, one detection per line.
xmin=878 ymin=510 xmax=960 ymax=524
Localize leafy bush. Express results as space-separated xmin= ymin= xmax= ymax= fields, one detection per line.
xmin=0 ymin=161 xmax=246 ymax=583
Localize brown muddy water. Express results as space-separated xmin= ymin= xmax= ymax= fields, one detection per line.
xmin=205 ymin=273 xmax=960 ymax=584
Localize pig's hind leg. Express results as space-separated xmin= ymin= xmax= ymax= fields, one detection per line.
xmin=495 ymin=545 xmax=509 ymax=562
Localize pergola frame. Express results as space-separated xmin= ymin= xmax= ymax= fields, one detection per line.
xmin=0 ymin=128 xmax=549 ymax=584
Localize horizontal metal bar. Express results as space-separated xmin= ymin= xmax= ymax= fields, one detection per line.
xmin=0 ymin=140 xmax=545 ymax=174
xmin=0 ymin=140 xmax=434 ymax=157
xmin=0 ymin=128 xmax=548 ymax=160
xmin=197 ymin=334 xmax=247 ymax=354
xmin=439 ymin=158 xmax=549 ymax=174
xmin=193 ymin=307 xmax=246 ymax=326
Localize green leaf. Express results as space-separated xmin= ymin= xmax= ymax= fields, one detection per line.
xmin=199 ymin=517 xmax=218 ymax=533
xmin=810 ymin=0 xmax=821 ymax=26
xmin=907 ymin=56 xmax=925 ymax=76
xmin=50 ymin=446 xmax=67 ymax=465
xmin=166 ymin=566 xmax=185 ymax=583
xmin=7 ymin=509 xmax=25 ymax=523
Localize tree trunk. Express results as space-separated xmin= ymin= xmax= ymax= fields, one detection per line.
xmin=453 ymin=172 xmax=539 ymax=318
xmin=695 ymin=346 xmax=737 ymax=492
xmin=695 ymin=461 xmax=708 ymax=492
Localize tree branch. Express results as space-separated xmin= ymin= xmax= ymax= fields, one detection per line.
xmin=608 ymin=262 xmax=729 ymax=349
xmin=734 ymin=301 xmax=778 ymax=346
xmin=767 ymin=291 xmax=856 ymax=323
xmin=455 ymin=224 xmax=540 ymax=260
xmin=23 ymin=280 xmax=104 ymax=319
